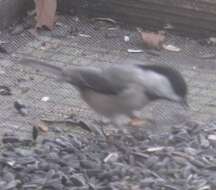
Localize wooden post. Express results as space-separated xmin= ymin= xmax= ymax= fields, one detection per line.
xmin=35 ymin=0 xmax=57 ymax=30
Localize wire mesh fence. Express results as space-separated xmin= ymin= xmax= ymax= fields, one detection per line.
xmin=0 ymin=15 xmax=216 ymax=138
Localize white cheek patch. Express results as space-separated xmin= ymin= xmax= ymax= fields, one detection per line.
xmin=138 ymin=70 xmax=180 ymax=101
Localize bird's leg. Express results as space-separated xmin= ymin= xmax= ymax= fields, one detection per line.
xmin=129 ymin=116 xmax=145 ymax=127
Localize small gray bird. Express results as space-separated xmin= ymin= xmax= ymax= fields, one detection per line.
xmin=18 ymin=58 xmax=188 ymax=126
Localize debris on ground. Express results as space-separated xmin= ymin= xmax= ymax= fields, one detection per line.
xmin=162 ymin=44 xmax=181 ymax=52
xmin=78 ymin=33 xmax=91 ymax=38
xmin=37 ymin=120 xmax=49 ymax=133
xmin=41 ymin=96 xmax=50 ymax=102
xmin=92 ymin=17 xmax=117 ymax=25
xmin=0 ymin=120 xmax=216 ymax=190
xmin=14 ymin=100 xmax=28 ymax=116
xmin=40 ymin=118 xmax=95 ymax=133
xmin=124 ymin=35 xmax=130 ymax=42
xmin=207 ymin=37 xmax=216 ymax=45
xmin=198 ymin=53 xmax=216 ymax=60
xmin=104 ymin=152 xmax=119 ymax=163
xmin=137 ymin=28 xmax=165 ymax=49
xmin=127 ymin=49 xmax=144 ymax=53
xmin=0 ymin=85 xmax=12 ymax=96
xmin=164 ymin=23 xmax=174 ymax=30
xmin=92 ymin=17 xmax=117 ymax=31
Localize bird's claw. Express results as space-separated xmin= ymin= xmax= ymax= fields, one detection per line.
xmin=128 ymin=117 xmax=145 ymax=127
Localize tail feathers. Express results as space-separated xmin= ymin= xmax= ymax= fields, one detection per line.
xmin=18 ymin=58 xmax=63 ymax=77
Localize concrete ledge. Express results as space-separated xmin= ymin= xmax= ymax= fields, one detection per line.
xmin=0 ymin=0 xmax=33 ymax=30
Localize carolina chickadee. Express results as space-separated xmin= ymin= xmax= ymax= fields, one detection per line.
xmin=18 ymin=58 xmax=188 ymax=126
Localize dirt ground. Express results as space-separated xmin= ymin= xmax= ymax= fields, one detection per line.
xmin=0 ymin=15 xmax=216 ymax=139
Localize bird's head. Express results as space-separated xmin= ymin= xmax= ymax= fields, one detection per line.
xmin=136 ymin=64 xmax=188 ymax=108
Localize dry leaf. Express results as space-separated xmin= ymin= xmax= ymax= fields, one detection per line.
xmin=37 ymin=121 xmax=49 ymax=133
xmin=34 ymin=0 xmax=57 ymax=30
xmin=137 ymin=28 xmax=165 ymax=49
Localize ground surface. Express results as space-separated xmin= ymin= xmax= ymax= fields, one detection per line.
xmin=0 ymin=15 xmax=216 ymax=136
xmin=0 ymin=14 xmax=216 ymax=190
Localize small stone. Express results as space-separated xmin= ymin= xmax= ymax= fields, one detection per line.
xmin=14 ymin=100 xmax=28 ymax=116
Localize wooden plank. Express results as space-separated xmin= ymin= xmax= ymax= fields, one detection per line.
xmin=58 ymin=0 xmax=216 ymax=36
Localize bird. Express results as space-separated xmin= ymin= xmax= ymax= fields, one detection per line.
xmin=18 ymin=58 xmax=188 ymax=127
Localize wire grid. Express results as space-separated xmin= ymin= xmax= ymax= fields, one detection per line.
xmin=0 ymin=15 xmax=216 ymax=138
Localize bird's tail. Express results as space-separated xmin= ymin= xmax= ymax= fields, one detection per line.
xmin=18 ymin=58 xmax=63 ymax=77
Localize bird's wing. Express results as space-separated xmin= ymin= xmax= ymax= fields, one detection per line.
xmin=72 ymin=68 xmax=126 ymax=95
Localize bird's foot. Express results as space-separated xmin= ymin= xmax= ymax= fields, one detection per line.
xmin=128 ymin=117 xmax=146 ymax=127
xmin=128 ymin=117 xmax=154 ymax=127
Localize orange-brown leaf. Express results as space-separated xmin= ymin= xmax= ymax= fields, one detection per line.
xmin=138 ymin=29 xmax=165 ymax=49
